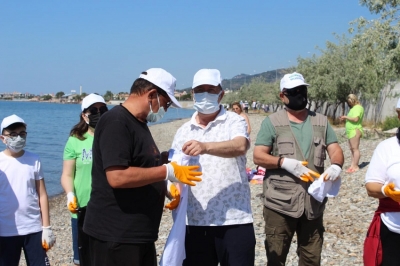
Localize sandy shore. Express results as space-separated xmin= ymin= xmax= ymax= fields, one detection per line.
xmin=19 ymin=111 xmax=388 ymax=265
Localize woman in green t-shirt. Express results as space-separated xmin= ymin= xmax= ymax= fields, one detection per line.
xmin=340 ymin=94 xmax=364 ymax=173
xmin=60 ymin=93 xmax=108 ymax=265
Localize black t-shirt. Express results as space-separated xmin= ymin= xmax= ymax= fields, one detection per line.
xmin=83 ymin=105 xmax=166 ymax=243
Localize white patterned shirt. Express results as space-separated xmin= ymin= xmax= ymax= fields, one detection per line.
xmin=171 ymin=107 xmax=253 ymax=226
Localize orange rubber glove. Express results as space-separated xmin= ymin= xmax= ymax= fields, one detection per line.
xmin=67 ymin=192 xmax=78 ymax=213
xmin=165 ymin=162 xmax=202 ymax=186
xmin=382 ymin=183 xmax=400 ymax=202
xmin=282 ymin=159 xmax=320 ymax=182
xmin=165 ymin=183 xmax=180 ymax=210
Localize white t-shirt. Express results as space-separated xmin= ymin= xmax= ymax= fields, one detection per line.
xmin=365 ymin=136 xmax=400 ymax=233
xmin=171 ymin=107 xmax=253 ymax=226
xmin=0 ymin=150 xmax=44 ymax=236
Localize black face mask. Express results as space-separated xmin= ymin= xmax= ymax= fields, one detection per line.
xmin=283 ymin=87 xmax=308 ymax=111
xmin=88 ymin=113 xmax=101 ymax=128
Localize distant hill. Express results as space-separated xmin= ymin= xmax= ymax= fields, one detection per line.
xmin=178 ymin=69 xmax=287 ymax=93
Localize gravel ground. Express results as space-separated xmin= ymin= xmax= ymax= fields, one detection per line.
xmin=19 ymin=111 xmax=389 ymax=265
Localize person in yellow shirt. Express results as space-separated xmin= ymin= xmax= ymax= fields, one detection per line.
xmin=340 ymin=94 xmax=364 ymax=173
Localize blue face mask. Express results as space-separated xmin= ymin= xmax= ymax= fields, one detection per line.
xmin=147 ymin=94 xmax=166 ymax=123
xmin=193 ymin=92 xmax=221 ymax=114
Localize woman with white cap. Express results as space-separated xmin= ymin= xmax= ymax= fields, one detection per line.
xmin=364 ymin=98 xmax=400 ymax=265
xmin=60 ymin=93 xmax=107 ymax=266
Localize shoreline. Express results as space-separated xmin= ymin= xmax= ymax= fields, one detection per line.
xmin=28 ymin=112 xmax=384 ymax=265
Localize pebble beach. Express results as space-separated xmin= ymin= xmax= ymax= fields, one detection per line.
xmin=20 ymin=112 xmax=388 ymax=266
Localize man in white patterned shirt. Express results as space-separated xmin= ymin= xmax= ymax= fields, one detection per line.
xmin=170 ymin=69 xmax=255 ymax=266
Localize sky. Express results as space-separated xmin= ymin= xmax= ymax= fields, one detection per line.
xmin=0 ymin=1 xmax=378 ymax=95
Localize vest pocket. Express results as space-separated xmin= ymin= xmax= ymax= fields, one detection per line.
xmin=265 ymin=177 xmax=299 ymax=213
xmin=313 ymin=137 xmax=326 ymax=167
xmin=277 ymin=137 xmax=295 ymax=157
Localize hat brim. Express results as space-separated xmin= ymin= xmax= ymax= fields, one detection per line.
xmin=166 ymin=92 xmax=182 ymax=108
xmin=281 ymin=81 xmax=310 ymax=91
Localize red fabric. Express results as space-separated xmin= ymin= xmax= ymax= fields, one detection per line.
xmin=363 ymin=198 xmax=400 ymax=266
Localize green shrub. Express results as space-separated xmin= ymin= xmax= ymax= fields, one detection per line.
xmin=381 ymin=115 xmax=400 ymax=131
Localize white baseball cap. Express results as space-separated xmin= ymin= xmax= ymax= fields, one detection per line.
xmin=280 ymin=72 xmax=310 ymax=92
xmin=397 ymin=98 xmax=400 ymax=109
xmin=1 ymin=114 xmax=26 ymax=133
xmin=139 ymin=68 xmax=181 ymax=108
xmin=192 ymin=69 xmax=222 ymax=89
xmin=81 ymin=93 xmax=106 ymax=111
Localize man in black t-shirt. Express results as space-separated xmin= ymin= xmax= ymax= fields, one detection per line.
xmin=83 ymin=68 xmax=202 ymax=266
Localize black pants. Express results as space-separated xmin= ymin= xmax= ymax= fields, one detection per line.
xmin=77 ymin=207 xmax=91 ymax=266
xmin=88 ymin=235 xmax=156 ymax=266
xmin=183 ymin=223 xmax=256 ymax=266
xmin=380 ymin=221 xmax=400 ymax=266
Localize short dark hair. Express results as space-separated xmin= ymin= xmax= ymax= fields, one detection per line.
xmin=2 ymin=123 xmax=26 ymax=134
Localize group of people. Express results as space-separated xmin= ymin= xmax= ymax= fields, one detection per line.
xmin=1 ymin=68 xmax=399 ymax=266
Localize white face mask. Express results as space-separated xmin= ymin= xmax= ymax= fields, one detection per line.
xmin=4 ymin=135 xmax=26 ymax=153
xmin=147 ymin=94 xmax=166 ymax=123
xmin=193 ymin=92 xmax=221 ymax=114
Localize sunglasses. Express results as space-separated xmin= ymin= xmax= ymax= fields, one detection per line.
xmin=87 ymin=106 xmax=108 ymax=115
xmin=283 ymin=86 xmax=307 ymax=97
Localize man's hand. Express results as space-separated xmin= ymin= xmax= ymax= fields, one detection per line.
xmin=165 ymin=162 xmax=202 ymax=186
xmin=321 ymin=165 xmax=341 ymax=181
xmin=165 ymin=183 xmax=180 ymax=210
xmin=382 ymin=183 xmax=400 ymax=202
xmin=281 ymin=158 xmax=320 ymax=182
xmin=67 ymin=192 xmax=78 ymax=213
xmin=42 ymin=226 xmax=56 ymax=251
xmin=182 ymin=140 xmax=207 ymax=156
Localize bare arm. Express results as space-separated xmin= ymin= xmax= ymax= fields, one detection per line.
xmin=242 ymin=114 xmax=251 ymax=134
xmin=253 ymin=145 xmax=281 ymax=169
xmin=36 ymin=179 xmax=50 ymax=227
xmin=60 ymin=160 xmax=76 ymax=194
xmin=340 ymin=114 xmax=359 ymax=123
xmin=182 ymin=136 xmax=248 ymax=158
xmin=326 ymin=142 xmax=344 ymax=166
xmin=106 ymin=165 xmax=167 ymax=189
xmin=365 ymin=182 xmax=386 ymax=199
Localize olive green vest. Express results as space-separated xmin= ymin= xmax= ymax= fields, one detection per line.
xmin=263 ymin=109 xmax=328 ymax=219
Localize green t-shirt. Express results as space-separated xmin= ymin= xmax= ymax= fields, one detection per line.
xmin=255 ymin=115 xmax=338 ymax=158
xmin=63 ymin=132 xmax=94 ymax=218
xmin=345 ymin=104 xmax=364 ymax=138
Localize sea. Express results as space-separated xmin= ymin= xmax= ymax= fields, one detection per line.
xmin=0 ymin=101 xmax=195 ymax=197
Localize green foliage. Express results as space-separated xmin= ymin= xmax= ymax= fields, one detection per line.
xmin=381 ymin=115 xmax=400 ymax=130
xmin=103 ymin=90 xmax=113 ymax=101
xmin=55 ymin=91 xmax=65 ymax=99
xmin=41 ymin=95 xmax=52 ymax=101
xmin=180 ymin=93 xmax=192 ymax=101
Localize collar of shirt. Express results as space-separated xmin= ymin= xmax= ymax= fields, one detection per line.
xmin=190 ymin=105 xmax=226 ymax=129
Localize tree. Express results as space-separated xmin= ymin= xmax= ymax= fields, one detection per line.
xmin=103 ymin=91 xmax=113 ymax=101
xmin=55 ymin=91 xmax=65 ymax=99
xmin=41 ymin=95 xmax=52 ymax=101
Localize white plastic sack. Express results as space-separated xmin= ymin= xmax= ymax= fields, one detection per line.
xmin=159 ymin=150 xmax=199 ymax=266
xmin=308 ymin=176 xmax=341 ymax=202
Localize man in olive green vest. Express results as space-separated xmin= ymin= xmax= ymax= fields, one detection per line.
xmin=253 ymin=72 xmax=344 ymax=266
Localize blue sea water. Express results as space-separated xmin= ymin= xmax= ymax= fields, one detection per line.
xmin=0 ymin=101 xmax=195 ymax=197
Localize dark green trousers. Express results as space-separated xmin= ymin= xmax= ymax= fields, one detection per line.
xmin=263 ymin=206 xmax=324 ymax=266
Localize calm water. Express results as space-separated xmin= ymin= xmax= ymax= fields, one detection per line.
xmin=0 ymin=101 xmax=195 ymax=197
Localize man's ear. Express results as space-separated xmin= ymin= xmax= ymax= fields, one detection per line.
xmin=147 ymin=88 xmax=157 ymax=100
xmin=218 ymin=90 xmax=225 ymax=103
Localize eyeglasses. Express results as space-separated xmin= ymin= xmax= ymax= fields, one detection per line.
xmin=3 ymin=131 xmax=28 ymax=139
xmin=157 ymin=92 xmax=172 ymax=109
xmin=87 ymin=106 xmax=108 ymax=115
xmin=283 ymin=86 xmax=307 ymax=97
xmin=165 ymin=99 xmax=173 ymax=109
